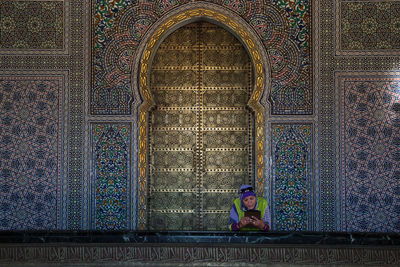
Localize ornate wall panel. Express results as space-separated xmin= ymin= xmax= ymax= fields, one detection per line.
xmin=0 ymin=0 xmax=91 ymax=231
xmin=0 ymin=0 xmax=88 ymax=230
xmin=271 ymin=123 xmax=313 ymax=231
xmin=91 ymin=0 xmax=312 ymax=115
xmin=336 ymin=0 xmax=400 ymax=56
xmin=321 ymin=0 xmax=400 ymax=232
xmin=0 ymin=0 xmax=69 ymax=54
xmin=338 ymin=73 xmax=400 ymax=232
xmin=0 ymin=73 xmax=68 ymax=230
xmin=148 ymin=22 xmax=254 ymax=231
xmin=91 ymin=123 xmax=131 ymax=230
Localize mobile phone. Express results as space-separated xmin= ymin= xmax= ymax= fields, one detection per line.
xmin=244 ymin=210 xmax=261 ymax=219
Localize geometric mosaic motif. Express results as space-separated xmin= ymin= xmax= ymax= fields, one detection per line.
xmin=341 ymin=78 xmax=400 ymax=232
xmin=91 ymin=0 xmax=312 ymax=115
xmin=0 ymin=1 xmax=64 ymax=49
xmin=271 ymin=124 xmax=312 ymax=231
xmin=92 ymin=124 xmax=130 ymax=230
xmin=339 ymin=1 xmax=400 ymax=51
xmin=0 ymin=76 xmax=64 ymax=230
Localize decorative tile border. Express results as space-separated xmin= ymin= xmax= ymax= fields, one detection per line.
xmin=66 ymin=0 xmax=88 ymax=230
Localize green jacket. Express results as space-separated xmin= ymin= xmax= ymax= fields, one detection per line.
xmin=229 ymin=197 xmax=269 ymax=231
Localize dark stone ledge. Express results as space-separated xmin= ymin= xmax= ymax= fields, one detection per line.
xmin=0 ymin=231 xmax=399 ymax=246
xmin=0 ymin=232 xmax=400 ymax=265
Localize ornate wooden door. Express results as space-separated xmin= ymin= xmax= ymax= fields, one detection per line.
xmin=149 ymin=22 xmax=254 ymax=230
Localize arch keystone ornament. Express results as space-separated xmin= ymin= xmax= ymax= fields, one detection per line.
xmin=133 ymin=4 xmax=271 ymax=230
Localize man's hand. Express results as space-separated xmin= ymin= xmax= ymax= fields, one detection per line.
xmin=250 ymin=216 xmax=265 ymax=230
xmin=239 ymin=216 xmax=254 ymax=228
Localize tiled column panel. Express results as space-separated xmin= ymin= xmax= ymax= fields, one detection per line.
xmin=91 ymin=123 xmax=131 ymax=230
xmin=271 ymin=124 xmax=313 ymax=231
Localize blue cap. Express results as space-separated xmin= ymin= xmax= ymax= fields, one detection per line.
xmin=239 ymin=184 xmax=256 ymax=200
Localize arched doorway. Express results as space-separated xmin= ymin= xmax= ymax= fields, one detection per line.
xmin=148 ymin=21 xmax=255 ymax=230
xmin=133 ymin=6 xmax=270 ymax=230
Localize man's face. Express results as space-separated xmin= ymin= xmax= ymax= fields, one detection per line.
xmin=242 ymin=195 xmax=256 ymax=209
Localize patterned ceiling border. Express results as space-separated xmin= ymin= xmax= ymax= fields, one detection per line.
xmin=335 ymin=0 xmax=400 ymax=56
xmin=0 ymin=0 xmax=70 ymax=55
xmin=131 ymin=2 xmax=271 ymax=230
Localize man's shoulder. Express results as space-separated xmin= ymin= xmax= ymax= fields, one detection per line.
xmin=257 ymin=197 xmax=268 ymax=204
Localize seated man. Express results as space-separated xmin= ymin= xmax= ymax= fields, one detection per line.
xmin=229 ymin=184 xmax=271 ymax=231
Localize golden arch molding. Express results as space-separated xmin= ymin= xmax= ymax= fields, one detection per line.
xmin=131 ymin=3 xmax=271 ymax=229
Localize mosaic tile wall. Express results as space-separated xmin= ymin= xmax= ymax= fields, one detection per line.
xmin=326 ymin=0 xmax=400 ymax=232
xmin=0 ymin=0 xmax=85 ymax=230
xmin=336 ymin=0 xmax=400 ymax=55
xmin=0 ymin=0 xmax=399 ymax=233
xmin=0 ymin=0 xmax=69 ymax=54
xmin=0 ymin=1 xmax=63 ymax=50
xmin=338 ymin=74 xmax=400 ymax=232
xmin=0 ymin=74 xmax=68 ymax=230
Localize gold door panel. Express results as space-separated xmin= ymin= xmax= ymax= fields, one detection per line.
xmin=151 ymin=171 xmax=196 ymax=189
xmin=151 ymin=70 xmax=198 ymax=88
xmin=202 ymin=172 xmax=249 ymax=189
xmin=151 ymin=110 xmax=197 ymax=127
xmin=151 ymin=192 xmax=197 ymax=210
xmin=153 ymin=90 xmax=197 ymax=107
xmin=203 ymin=90 xmax=249 ymax=107
xmin=203 ymin=49 xmax=250 ymax=67
xmin=152 ymin=130 xmax=194 ymax=149
xmin=203 ymin=110 xmax=248 ymax=127
xmin=203 ymin=71 xmax=249 ymax=87
xmin=201 ymin=27 xmax=238 ymax=45
xmin=149 ymin=22 xmax=254 ymax=230
xmin=153 ymin=50 xmax=198 ymax=67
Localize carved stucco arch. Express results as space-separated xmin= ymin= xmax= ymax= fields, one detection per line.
xmin=131 ymin=3 xmax=271 ymax=229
